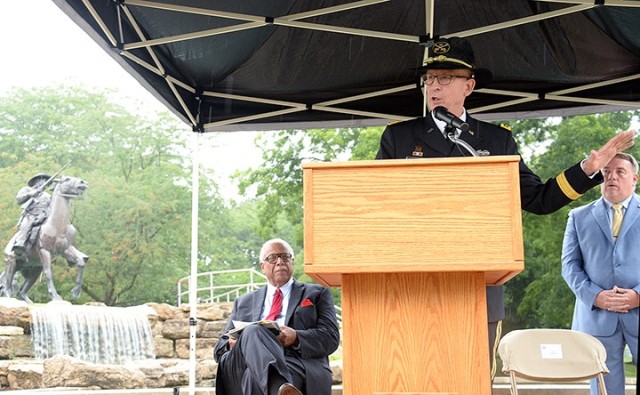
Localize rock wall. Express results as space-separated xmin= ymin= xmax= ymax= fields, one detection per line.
xmin=0 ymin=299 xmax=229 ymax=390
xmin=0 ymin=299 xmax=343 ymax=391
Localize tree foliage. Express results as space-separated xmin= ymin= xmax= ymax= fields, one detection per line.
xmin=4 ymin=83 xmax=636 ymax=323
xmin=235 ymin=127 xmax=383 ymax=299
xmin=504 ymin=111 xmax=638 ymax=330
xmin=236 ymin=127 xmax=384 ymax=245
xmin=0 ymin=86 xmax=260 ymax=305
xmin=238 ymin=112 xmax=639 ymax=330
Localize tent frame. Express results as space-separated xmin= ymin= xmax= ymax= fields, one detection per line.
xmin=69 ymin=0 xmax=640 ymax=132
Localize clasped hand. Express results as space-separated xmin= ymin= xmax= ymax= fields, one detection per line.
xmin=595 ymin=286 xmax=640 ymax=313
xmin=227 ymin=325 xmax=298 ymax=350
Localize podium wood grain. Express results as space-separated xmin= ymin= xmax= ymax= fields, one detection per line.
xmin=303 ymin=157 xmax=524 ymax=395
xmin=343 ymin=272 xmax=489 ymax=395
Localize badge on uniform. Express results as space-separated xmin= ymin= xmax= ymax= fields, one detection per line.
xmin=412 ymin=145 xmax=424 ymax=157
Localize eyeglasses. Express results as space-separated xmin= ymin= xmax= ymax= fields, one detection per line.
xmin=424 ymin=74 xmax=471 ymax=86
xmin=263 ymin=253 xmax=294 ymax=264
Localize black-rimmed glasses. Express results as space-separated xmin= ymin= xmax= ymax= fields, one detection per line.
xmin=424 ymin=74 xmax=471 ymax=86
xmin=263 ymin=253 xmax=294 ymax=264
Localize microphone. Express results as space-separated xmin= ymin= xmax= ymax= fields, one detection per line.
xmin=433 ymin=106 xmax=470 ymax=132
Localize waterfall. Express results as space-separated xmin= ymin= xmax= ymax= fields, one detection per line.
xmin=30 ymin=301 xmax=156 ymax=364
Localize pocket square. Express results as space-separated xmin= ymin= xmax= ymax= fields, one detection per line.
xmin=301 ymin=298 xmax=314 ymax=308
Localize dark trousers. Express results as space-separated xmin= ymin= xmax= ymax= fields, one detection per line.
xmin=217 ymin=325 xmax=304 ymax=395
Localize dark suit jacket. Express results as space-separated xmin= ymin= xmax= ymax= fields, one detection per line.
xmin=214 ymin=279 xmax=340 ymax=394
xmin=376 ymin=115 xmax=603 ymax=321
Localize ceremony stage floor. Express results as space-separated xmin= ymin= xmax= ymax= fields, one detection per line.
xmin=0 ymin=380 xmax=637 ymax=395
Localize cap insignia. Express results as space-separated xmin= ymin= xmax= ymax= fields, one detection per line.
xmin=432 ymin=41 xmax=451 ymax=55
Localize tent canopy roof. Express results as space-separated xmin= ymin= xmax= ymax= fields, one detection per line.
xmin=53 ymin=0 xmax=640 ymax=131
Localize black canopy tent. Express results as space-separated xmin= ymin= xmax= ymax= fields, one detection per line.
xmin=49 ymin=2 xmax=640 ymax=392
xmin=52 ymin=0 xmax=640 ymax=132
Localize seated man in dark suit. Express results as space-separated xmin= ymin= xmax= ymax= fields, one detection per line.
xmin=213 ymin=238 xmax=340 ymax=395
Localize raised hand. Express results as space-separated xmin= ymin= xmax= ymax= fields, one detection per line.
xmin=582 ymin=130 xmax=635 ymax=176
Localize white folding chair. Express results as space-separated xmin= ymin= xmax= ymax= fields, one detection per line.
xmin=498 ymin=328 xmax=609 ymax=395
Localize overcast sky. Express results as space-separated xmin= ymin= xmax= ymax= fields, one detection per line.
xmin=0 ymin=1 xmax=164 ymax=107
xmin=0 ymin=0 xmax=262 ymax=200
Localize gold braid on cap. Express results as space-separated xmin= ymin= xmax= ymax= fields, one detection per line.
xmin=423 ymin=55 xmax=474 ymax=70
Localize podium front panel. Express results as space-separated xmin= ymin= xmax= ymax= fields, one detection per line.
xmin=303 ymin=157 xmax=524 ymax=286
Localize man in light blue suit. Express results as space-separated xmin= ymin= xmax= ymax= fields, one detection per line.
xmin=562 ymin=152 xmax=639 ymax=395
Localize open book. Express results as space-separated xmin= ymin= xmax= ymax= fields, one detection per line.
xmin=228 ymin=320 xmax=281 ymax=338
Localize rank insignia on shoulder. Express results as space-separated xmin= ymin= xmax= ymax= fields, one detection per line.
xmin=412 ymin=145 xmax=424 ymax=157
xmin=500 ymin=123 xmax=512 ymax=131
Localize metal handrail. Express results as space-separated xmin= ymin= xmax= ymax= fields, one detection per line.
xmin=176 ymin=268 xmax=342 ymax=323
xmin=176 ymin=268 xmax=268 ymax=306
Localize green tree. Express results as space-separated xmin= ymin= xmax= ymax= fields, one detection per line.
xmin=504 ymin=111 xmax=638 ymax=330
xmin=0 ymin=86 xmax=213 ymax=305
xmin=237 ymin=112 xmax=639 ymax=325
xmin=236 ymin=127 xmax=384 ymax=245
xmin=235 ymin=127 xmax=383 ymax=303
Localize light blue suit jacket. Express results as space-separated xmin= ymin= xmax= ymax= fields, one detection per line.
xmin=561 ymin=194 xmax=640 ymax=337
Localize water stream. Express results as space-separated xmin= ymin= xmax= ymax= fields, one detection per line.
xmin=30 ymin=301 xmax=155 ymax=364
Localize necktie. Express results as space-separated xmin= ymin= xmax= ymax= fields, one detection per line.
xmin=611 ymin=204 xmax=623 ymax=239
xmin=266 ymin=288 xmax=283 ymax=321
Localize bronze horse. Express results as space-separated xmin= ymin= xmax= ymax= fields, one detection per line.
xmin=1 ymin=176 xmax=88 ymax=303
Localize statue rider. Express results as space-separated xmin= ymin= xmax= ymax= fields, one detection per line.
xmin=12 ymin=173 xmax=52 ymax=259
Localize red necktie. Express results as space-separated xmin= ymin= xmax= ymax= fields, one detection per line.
xmin=266 ymin=288 xmax=283 ymax=321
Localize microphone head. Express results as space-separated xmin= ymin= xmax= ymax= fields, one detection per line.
xmin=432 ymin=106 xmax=470 ymax=132
xmin=432 ymin=106 xmax=449 ymax=121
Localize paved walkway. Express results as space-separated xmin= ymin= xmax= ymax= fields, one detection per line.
xmin=1 ymin=380 xmax=637 ymax=394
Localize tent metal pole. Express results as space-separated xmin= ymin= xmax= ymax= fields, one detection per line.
xmin=274 ymin=19 xmax=419 ymax=42
xmin=286 ymin=0 xmax=390 ymax=20
xmin=312 ymin=105 xmax=414 ymax=121
xmin=124 ymin=0 xmax=266 ymax=22
xmin=477 ymin=89 xmax=540 ymax=99
xmin=552 ymin=74 xmax=640 ymax=95
xmin=473 ymin=82 xmax=640 ymax=113
xmin=124 ymin=22 xmax=265 ymax=50
xmin=81 ymin=0 xmax=117 ymax=47
xmin=110 ymin=3 xmax=200 ymax=127
xmin=203 ymin=91 xmax=307 ymax=108
xmin=544 ymin=95 xmax=640 ymax=108
xmin=452 ymin=4 xmax=593 ymax=38
xmin=120 ymin=52 xmax=195 ymax=94
xmin=533 ymin=0 xmax=640 ymax=7
xmin=317 ymin=85 xmax=416 ymax=106
xmin=120 ymin=4 xmax=167 ymax=75
xmin=188 ymin=132 xmax=201 ymax=395
xmin=118 ymin=52 xmax=198 ymax=126
xmin=423 ymin=0 xmax=434 ymax=117
xmin=471 ymin=98 xmax=539 ymax=114
xmin=203 ymin=108 xmax=306 ymax=129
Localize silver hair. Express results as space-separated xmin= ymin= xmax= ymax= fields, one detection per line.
xmin=259 ymin=238 xmax=295 ymax=261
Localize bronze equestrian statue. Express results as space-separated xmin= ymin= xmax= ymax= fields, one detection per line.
xmin=1 ymin=171 xmax=88 ymax=303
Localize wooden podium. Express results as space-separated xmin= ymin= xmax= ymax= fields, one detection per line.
xmin=302 ymin=156 xmax=524 ymax=395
